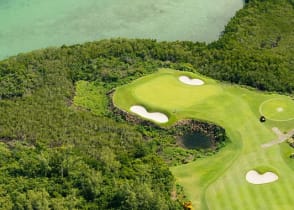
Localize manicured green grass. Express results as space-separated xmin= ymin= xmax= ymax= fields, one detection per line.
xmin=113 ymin=69 xmax=221 ymax=124
xmin=133 ymin=74 xmax=221 ymax=110
xmin=113 ymin=69 xmax=294 ymax=210
xmin=260 ymin=98 xmax=294 ymax=121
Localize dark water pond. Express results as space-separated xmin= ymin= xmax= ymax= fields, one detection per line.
xmin=178 ymin=132 xmax=212 ymax=149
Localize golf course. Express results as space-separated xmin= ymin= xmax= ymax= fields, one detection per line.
xmin=0 ymin=0 xmax=293 ymax=208
xmin=113 ymin=68 xmax=294 ymax=210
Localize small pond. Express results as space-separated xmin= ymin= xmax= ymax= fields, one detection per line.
xmin=178 ymin=132 xmax=212 ymax=149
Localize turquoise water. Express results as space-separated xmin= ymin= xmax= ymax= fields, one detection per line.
xmin=0 ymin=0 xmax=243 ymax=59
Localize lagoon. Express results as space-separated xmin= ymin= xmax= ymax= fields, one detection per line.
xmin=0 ymin=0 xmax=243 ymax=59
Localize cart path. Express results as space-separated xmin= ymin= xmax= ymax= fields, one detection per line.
xmin=261 ymin=127 xmax=294 ymax=148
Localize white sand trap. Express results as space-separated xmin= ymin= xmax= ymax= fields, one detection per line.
xmin=276 ymin=107 xmax=284 ymax=112
xmin=130 ymin=105 xmax=168 ymax=123
xmin=246 ymin=170 xmax=278 ymax=185
xmin=179 ymin=76 xmax=204 ymax=86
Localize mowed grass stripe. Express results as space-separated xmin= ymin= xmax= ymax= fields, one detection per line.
xmin=233 ymin=159 xmax=259 ymax=210
xmin=247 ymin=148 xmax=293 ymax=210
xmin=281 ymin=179 xmax=294 ymax=209
xmin=213 ymin=147 xmax=292 ymax=210
xmin=172 ymin=144 xmax=238 ymax=209
xmin=206 ymin=157 xmax=256 ymax=210
xmin=230 ymin=157 xmax=258 ymax=210
xmin=210 ymin=172 xmax=242 ymax=210
xmin=211 ymin=174 xmax=235 ymax=210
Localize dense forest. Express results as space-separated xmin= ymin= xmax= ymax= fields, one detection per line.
xmin=0 ymin=0 xmax=293 ymax=209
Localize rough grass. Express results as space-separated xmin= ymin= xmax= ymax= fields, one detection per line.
xmin=113 ymin=69 xmax=294 ymax=210
xmin=253 ymin=165 xmax=278 ymax=174
xmin=280 ymin=142 xmax=294 ymax=171
xmin=73 ymin=81 xmax=107 ymax=115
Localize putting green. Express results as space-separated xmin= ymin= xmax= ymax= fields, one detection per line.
xmin=113 ymin=69 xmax=221 ymax=117
xmin=133 ymin=74 xmax=222 ymax=110
xmin=259 ymin=98 xmax=294 ymax=121
xmin=113 ymin=69 xmax=294 ymax=210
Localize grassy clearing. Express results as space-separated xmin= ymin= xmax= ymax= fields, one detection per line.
xmin=73 ymin=81 xmax=107 ymax=115
xmin=113 ymin=69 xmax=294 ymax=210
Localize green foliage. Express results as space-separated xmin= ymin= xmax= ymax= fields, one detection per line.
xmin=0 ymin=60 xmax=40 ymax=99
xmin=0 ymin=59 xmax=183 ymax=208
xmin=202 ymin=0 xmax=294 ymax=92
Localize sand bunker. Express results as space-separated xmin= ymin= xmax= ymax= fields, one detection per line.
xmin=246 ymin=170 xmax=278 ymax=184
xmin=130 ymin=105 xmax=168 ymax=123
xmin=179 ymin=76 xmax=204 ymax=86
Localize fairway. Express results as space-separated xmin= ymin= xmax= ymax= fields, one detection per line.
xmin=113 ymin=69 xmax=294 ymax=210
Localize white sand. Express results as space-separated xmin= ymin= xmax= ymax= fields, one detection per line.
xmin=245 ymin=170 xmax=278 ymax=185
xmin=276 ymin=107 xmax=284 ymax=112
xmin=179 ymin=76 xmax=204 ymax=86
xmin=130 ymin=105 xmax=168 ymax=123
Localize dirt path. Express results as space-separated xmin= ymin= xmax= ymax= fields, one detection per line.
xmin=261 ymin=127 xmax=294 ymax=148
